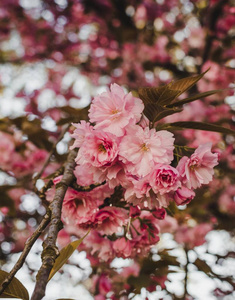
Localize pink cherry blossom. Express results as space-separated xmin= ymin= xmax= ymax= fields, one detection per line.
xmin=88 ymin=83 xmax=144 ymax=137
xmin=113 ymin=237 xmax=132 ymax=258
xmin=70 ymin=120 xmax=93 ymax=149
xmin=76 ymin=130 xmax=119 ymax=168
xmin=119 ymin=125 xmax=174 ymax=176
xmin=83 ymin=231 xmax=114 ymax=261
xmin=175 ymin=223 xmax=212 ymax=248
xmin=174 ymin=186 xmax=195 ymax=206
xmin=0 ymin=132 xmax=15 ymax=169
xmin=93 ymin=206 xmax=128 ymax=235
xmin=150 ymin=164 xmax=181 ymax=195
xmin=177 ymin=143 xmax=218 ymax=189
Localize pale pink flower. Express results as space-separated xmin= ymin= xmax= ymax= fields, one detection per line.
xmin=93 ymin=206 xmax=128 ymax=235
xmin=88 ymin=83 xmax=144 ymax=137
xmin=175 ymin=223 xmax=212 ymax=248
xmin=124 ymin=174 xmax=170 ymax=209
xmin=150 ymin=164 xmax=181 ymax=195
xmin=174 ymin=186 xmax=195 ymax=206
xmin=0 ymin=132 xmax=15 ymax=168
xmin=84 ymin=231 xmax=114 ymax=261
xmin=177 ymin=143 xmax=218 ymax=189
xmin=76 ymin=130 xmax=119 ymax=168
xmin=70 ymin=120 xmax=93 ymax=149
xmin=62 ymin=190 xmax=99 ymax=225
xmin=119 ymin=125 xmax=174 ymax=176
xmin=74 ymin=164 xmax=96 ymax=186
xmin=218 ymin=185 xmax=235 ymax=215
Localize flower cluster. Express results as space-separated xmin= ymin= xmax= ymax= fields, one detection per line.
xmin=62 ymin=83 xmax=219 ymax=260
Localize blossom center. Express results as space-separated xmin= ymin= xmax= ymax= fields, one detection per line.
xmin=111 ymin=109 xmax=119 ymax=114
xmin=141 ymin=143 xmax=149 ymax=152
xmin=190 ymin=158 xmax=199 ymax=170
xmin=98 ymin=144 xmax=107 ymax=153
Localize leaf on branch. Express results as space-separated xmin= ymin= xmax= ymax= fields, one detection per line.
xmin=0 ymin=270 xmax=29 ymax=300
xmin=143 ymin=103 xmax=182 ymax=123
xmin=138 ymin=70 xmax=210 ymax=122
xmin=48 ymin=231 xmax=90 ymax=281
xmin=159 ymin=121 xmax=235 ymax=135
xmin=138 ymin=86 xmax=180 ymax=107
xmin=166 ymin=69 xmax=209 ymax=97
xmin=167 ymin=89 xmax=223 ymax=108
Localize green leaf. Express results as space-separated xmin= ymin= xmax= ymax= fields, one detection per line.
xmin=48 ymin=231 xmax=90 ymax=281
xmin=167 ymin=89 xmax=222 ymax=108
xmin=0 ymin=270 xmax=29 ymax=300
xmin=160 ymin=121 xmax=235 ymax=135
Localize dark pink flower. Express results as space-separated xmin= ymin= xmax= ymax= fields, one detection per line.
xmin=150 ymin=164 xmax=181 ymax=195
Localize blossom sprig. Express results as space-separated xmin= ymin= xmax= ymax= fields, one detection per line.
xmin=64 ymin=82 xmax=219 ymax=260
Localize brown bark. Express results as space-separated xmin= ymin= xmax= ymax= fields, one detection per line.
xmin=31 ymin=149 xmax=77 ymax=300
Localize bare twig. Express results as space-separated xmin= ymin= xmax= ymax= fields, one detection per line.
xmin=0 ymin=211 xmax=51 ymax=295
xmin=70 ymin=180 xmax=106 ymax=192
xmin=183 ymin=248 xmax=189 ymax=299
xmin=31 ymin=149 xmax=77 ymax=300
xmin=200 ymin=0 xmax=229 ymax=69
xmin=33 ymin=124 xmax=71 ymax=184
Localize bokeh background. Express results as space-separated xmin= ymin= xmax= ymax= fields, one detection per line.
xmin=0 ymin=0 xmax=235 ymax=299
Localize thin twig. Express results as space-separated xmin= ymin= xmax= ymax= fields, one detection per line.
xmin=183 ymin=248 xmax=189 ymax=299
xmin=70 ymin=180 xmax=106 ymax=192
xmin=31 ymin=149 xmax=77 ymax=300
xmin=200 ymin=0 xmax=229 ymax=70
xmin=0 ymin=211 xmax=51 ymax=295
xmin=33 ymin=124 xmax=71 ymax=184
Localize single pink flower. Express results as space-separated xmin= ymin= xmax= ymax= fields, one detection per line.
xmin=70 ymin=120 xmax=93 ymax=149
xmin=119 ymin=125 xmax=174 ymax=176
xmin=177 ymin=143 xmax=218 ymax=189
xmin=113 ymin=237 xmax=132 ymax=258
xmin=93 ymin=206 xmax=128 ymax=235
xmin=88 ymin=83 xmax=144 ymax=137
xmin=174 ymin=186 xmax=195 ymax=206
xmin=84 ymin=231 xmax=114 ymax=261
xmin=76 ymin=130 xmax=119 ymax=168
xmin=150 ymin=164 xmax=181 ymax=195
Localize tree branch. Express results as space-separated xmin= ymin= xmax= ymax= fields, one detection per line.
xmin=33 ymin=124 xmax=71 ymax=184
xmin=70 ymin=180 xmax=106 ymax=192
xmin=183 ymin=248 xmax=189 ymax=299
xmin=31 ymin=149 xmax=77 ymax=300
xmin=200 ymin=0 xmax=229 ymax=68
xmin=0 ymin=211 xmax=51 ymax=295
